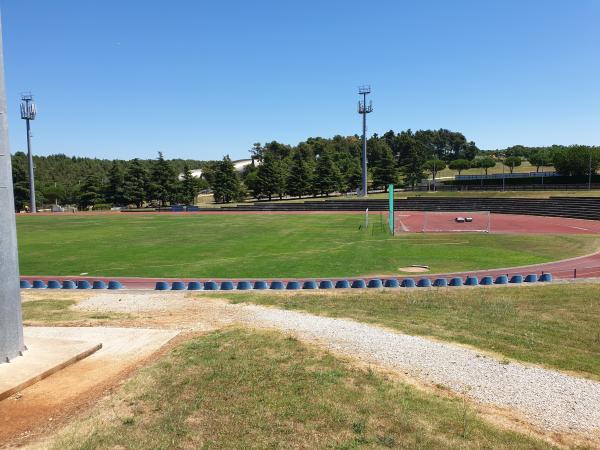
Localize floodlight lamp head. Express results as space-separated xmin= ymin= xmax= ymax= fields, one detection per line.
xmin=358 ymin=85 xmax=371 ymax=95
xmin=20 ymin=93 xmax=36 ymax=120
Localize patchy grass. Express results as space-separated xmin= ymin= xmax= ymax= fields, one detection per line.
xmin=220 ymin=283 xmax=600 ymax=380
xmin=22 ymin=299 xmax=126 ymax=324
xmin=50 ymin=329 xmax=554 ymax=449
xmin=16 ymin=213 xmax=599 ymax=278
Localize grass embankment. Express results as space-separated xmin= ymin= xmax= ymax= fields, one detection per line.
xmin=50 ymin=329 xmax=553 ymax=449
xmin=221 ymin=283 xmax=600 ymax=380
xmin=21 ymin=299 xmax=126 ymax=324
xmin=16 ymin=214 xmax=599 ymax=278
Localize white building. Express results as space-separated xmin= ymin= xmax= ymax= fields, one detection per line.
xmin=178 ymin=158 xmax=258 ymax=180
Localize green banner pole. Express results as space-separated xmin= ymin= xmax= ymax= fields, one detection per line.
xmin=388 ymin=184 xmax=394 ymax=235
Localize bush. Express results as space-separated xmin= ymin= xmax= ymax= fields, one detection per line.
xmin=92 ymin=203 xmax=112 ymax=211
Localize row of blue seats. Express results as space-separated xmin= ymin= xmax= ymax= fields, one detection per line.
xmin=20 ymin=273 xmax=552 ymax=291
xmin=20 ymin=280 xmax=122 ymax=289
xmin=153 ymin=273 xmax=552 ymax=291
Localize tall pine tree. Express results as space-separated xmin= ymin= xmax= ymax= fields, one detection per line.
xmin=149 ymin=152 xmax=177 ymax=206
xmin=314 ymin=148 xmax=342 ymax=196
xmin=123 ymin=159 xmax=148 ymax=207
xmin=286 ymin=151 xmax=312 ymax=198
xmin=105 ymin=160 xmax=126 ymax=206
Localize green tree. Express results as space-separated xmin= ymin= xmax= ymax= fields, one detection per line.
xmin=78 ymin=174 xmax=104 ymax=209
xmin=148 ymin=152 xmax=177 ymax=206
xmin=286 ymin=151 xmax=312 ymax=198
xmin=123 ymin=159 xmax=149 ymax=208
xmin=105 ymin=161 xmax=126 ymax=206
xmin=345 ymin=158 xmax=363 ymax=193
xmin=256 ymin=153 xmax=286 ymax=200
xmin=448 ymin=158 xmax=471 ymax=175
xmin=401 ymin=139 xmax=426 ymax=190
xmin=314 ymin=148 xmax=342 ymax=196
xmin=528 ymin=150 xmax=553 ymax=172
xmin=503 ymin=156 xmax=521 ymax=174
xmin=552 ymin=146 xmax=600 ymax=177
xmin=372 ymin=144 xmax=398 ymax=191
xmin=179 ymin=164 xmax=201 ymax=204
xmin=212 ymin=156 xmax=244 ymax=203
xmin=11 ymin=158 xmax=29 ymax=211
xmin=423 ymin=158 xmax=446 ymax=186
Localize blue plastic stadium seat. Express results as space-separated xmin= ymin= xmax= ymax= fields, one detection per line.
xmin=186 ymin=205 xmax=200 ymax=212
xmin=108 ymin=280 xmax=123 ymax=290
xmin=20 ymin=279 xmax=32 ymax=289
xmin=417 ymin=278 xmax=432 ymax=288
xmin=187 ymin=281 xmax=203 ymax=290
xmin=155 ymin=281 xmax=170 ymax=290
xmin=47 ymin=280 xmax=61 ymax=289
xmin=367 ymin=279 xmax=383 ymax=288
xmin=220 ymin=281 xmax=235 ymax=290
xmin=270 ymin=281 xmax=285 ymax=290
xmin=32 ymin=280 xmax=47 ymax=289
xmin=253 ymin=280 xmax=268 ymax=290
xmin=351 ymin=279 xmax=366 ymax=289
xmin=509 ymin=274 xmax=523 ymax=284
xmin=494 ymin=275 xmax=508 ymax=285
xmin=286 ymin=281 xmax=301 ymax=290
xmin=465 ymin=276 xmax=478 ymax=286
xmin=62 ymin=280 xmax=76 ymax=289
xmin=237 ymin=281 xmax=253 ymax=290
xmin=92 ymin=280 xmax=107 ymax=289
xmin=204 ymin=281 xmax=219 ymax=290
xmin=539 ymin=273 xmax=553 ymax=282
xmin=319 ymin=280 xmax=334 ymax=289
xmin=433 ymin=278 xmax=447 ymax=287
xmin=401 ymin=278 xmax=416 ymax=288
xmin=302 ymin=280 xmax=318 ymax=289
xmin=449 ymin=277 xmax=463 ymax=286
xmin=384 ymin=279 xmax=399 ymax=288
xmin=480 ymin=276 xmax=494 ymax=286
xmin=171 ymin=281 xmax=186 ymax=290
xmin=77 ymin=280 xmax=91 ymax=289
xmin=524 ymin=274 xmax=538 ymax=283
xmin=335 ymin=280 xmax=350 ymax=289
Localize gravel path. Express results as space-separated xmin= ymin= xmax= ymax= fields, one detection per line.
xmin=68 ymin=291 xmax=600 ymax=435
xmin=240 ymin=304 xmax=600 ymax=434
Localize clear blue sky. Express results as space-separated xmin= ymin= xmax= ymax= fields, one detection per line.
xmin=1 ymin=0 xmax=599 ymax=161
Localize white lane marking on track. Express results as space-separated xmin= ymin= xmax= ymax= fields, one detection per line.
xmin=569 ymin=226 xmax=591 ymax=231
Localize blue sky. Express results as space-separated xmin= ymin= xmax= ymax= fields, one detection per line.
xmin=1 ymin=0 xmax=599 ymax=160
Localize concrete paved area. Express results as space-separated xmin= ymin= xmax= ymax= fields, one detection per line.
xmin=0 ymin=332 xmax=101 ymax=401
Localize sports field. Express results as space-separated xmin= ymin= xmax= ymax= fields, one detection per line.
xmin=16 ymin=213 xmax=600 ymax=278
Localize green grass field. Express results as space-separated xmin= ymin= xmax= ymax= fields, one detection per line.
xmin=50 ymin=329 xmax=554 ymax=449
xmin=221 ymin=283 xmax=600 ymax=381
xmin=16 ymin=213 xmax=600 ymax=278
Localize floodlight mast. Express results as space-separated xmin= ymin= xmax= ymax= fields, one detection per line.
xmin=0 ymin=14 xmax=26 ymax=363
xmin=20 ymin=93 xmax=36 ymax=213
xmin=358 ymin=85 xmax=372 ymax=197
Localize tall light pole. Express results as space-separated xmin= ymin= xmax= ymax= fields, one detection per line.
xmin=358 ymin=85 xmax=372 ymax=197
xmin=0 ymin=15 xmax=26 ymax=362
xmin=20 ymin=93 xmax=37 ymax=212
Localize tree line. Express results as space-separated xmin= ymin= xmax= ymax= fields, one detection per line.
xmin=11 ymin=130 xmax=600 ymax=209
xmin=11 ymin=152 xmax=208 ymax=211
xmin=208 ymin=130 xmax=600 ymax=202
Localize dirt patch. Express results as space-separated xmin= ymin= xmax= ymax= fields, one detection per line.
xmin=0 ymin=327 xmax=178 ymax=448
xmin=397 ymin=265 xmax=430 ymax=273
